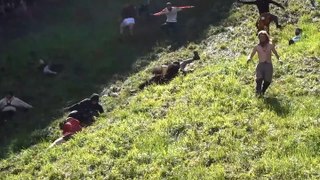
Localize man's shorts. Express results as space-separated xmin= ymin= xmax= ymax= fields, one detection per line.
xmin=256 ymin=62 xmax=273 ymax=82
xmin=121 ymin=17 xmax=135 ymax=27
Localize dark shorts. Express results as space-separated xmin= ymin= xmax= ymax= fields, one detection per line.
xmin=256 ymin=62 xmax=273 ymax=82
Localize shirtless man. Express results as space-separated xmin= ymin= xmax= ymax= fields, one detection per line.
xmin=247 ymin=31 xmax=282 ymax=96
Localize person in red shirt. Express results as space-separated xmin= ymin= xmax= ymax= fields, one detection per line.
xmin=49 ymin=117 xmax=82 ymax=148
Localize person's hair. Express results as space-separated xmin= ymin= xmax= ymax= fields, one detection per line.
xmin=258 ymin=30 xmax=271 ymax=46
xmin=6 ymin=91 xmax=13 ymax=97
xmin=90 ymin=93 xmax=100 ymax=102
xmin=295 ymin=28 xmax=302 ymax=36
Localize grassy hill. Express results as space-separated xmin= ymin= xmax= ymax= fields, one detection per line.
xmin=0 ymin=0 xmax=320 ymax=179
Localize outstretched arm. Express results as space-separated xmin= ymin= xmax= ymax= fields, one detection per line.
xmin=177 ymin=6 xmax=194 ymax=9
xmin=153 ymin=8 xmax=166 ymax=16
xmin=270 ymin=0 xmax=285 ymax=9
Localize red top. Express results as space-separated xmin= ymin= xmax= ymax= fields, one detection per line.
xmin=62 ymin=117 xmax=82 ymax=136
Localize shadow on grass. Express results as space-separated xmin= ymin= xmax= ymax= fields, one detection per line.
xmin=264 ymin=97 xmax=290 ymax=117
xmin=0 ymin=0 xmax=236 ymax=159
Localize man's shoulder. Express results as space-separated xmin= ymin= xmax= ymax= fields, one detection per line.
xmin=79 ymin=98 xmax=91 ymax=103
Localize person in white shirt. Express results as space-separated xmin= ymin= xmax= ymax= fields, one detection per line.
xmin=153 ymin=2 xmax=194 ymax=36
xmin=0 ymin=91 xmax=33 ymax=123
xmin=289 ymin=28 xmax=302 ymax=45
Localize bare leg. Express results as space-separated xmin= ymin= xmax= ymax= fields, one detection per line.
xmin=48 ymin=137 xmax=66 ymax=148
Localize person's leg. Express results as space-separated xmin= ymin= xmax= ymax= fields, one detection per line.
xmin=262 ymin=63 xmax=273 ymax=95
xmin=161 ymin=22 xmax=170 ymax=35
xmin=120 ymin=21 xmax=125 ymax=35
xmin=48 ymin=137 xmax=66 ymax=148
xmin=2 ymin=110 xmax=15 ymax=120
xmin=129 ymin=23 xmax=134 ymax=36
xmin=270 ymin=14 xmax=281 ymax=28
xmin=256 ymin=63 xmax=264 ymax=95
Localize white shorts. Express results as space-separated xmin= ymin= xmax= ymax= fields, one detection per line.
xmin=121 ymin=18 xmax=135 ymax=27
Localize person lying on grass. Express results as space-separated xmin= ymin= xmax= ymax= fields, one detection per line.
xmin=288 ymin=28 xmax=302 ymax=45
xmin=64 ymin=93 xmax=104 ymax=127
xmin=49 ymin=117 xmax=82 ymax=148
xmin=247 ymin=30 xmax=282 ymax=97
xmin=139 ymin=51 xmax=200 ymax=89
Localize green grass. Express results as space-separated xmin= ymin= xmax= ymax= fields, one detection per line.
xmin=0 ymin=0 xmax=320 ymax=179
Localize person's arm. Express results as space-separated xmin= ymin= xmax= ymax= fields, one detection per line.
xmin=153 ymin=8 xmax=167 ymax=16
xmin=237 ymin=0 xmax=257 ymax=5
xmin=247 ymin=46 xmax=257 ymax=63
xmin=0 ymin=98 xmax=5 ymax=109
xmin=97 ymin=104 xmax=104 ymax=114
xmin=271 ymin=44 xmax=282 ymax=63
xmin=270 ymin=0 xmax=285 ymax=9
xmin=66 ymin=102 xmax=80 ymax=111
xmin=176 ymin=6 xmax=194 ymax=11
xmin=15 ymin=98 xmax=33 ymax=109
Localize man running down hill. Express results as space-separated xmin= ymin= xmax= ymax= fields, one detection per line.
xmin=237 ymin=0 xmax=285 ymax=28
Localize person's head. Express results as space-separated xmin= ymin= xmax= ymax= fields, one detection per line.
xmin=258 ymin=30 xmax=270 ymax=45
xmin=166 ymin=2 xmax=172 ymax=10
xmin=193 ymin=51 xmax=200 ymax=60
xmin=295 ymin=28 xmax=302 ymax=36
xmin=90 ymin=93 xmax=100 ymax=104
xmin=5 ymin=91 xmax=14 ymax=99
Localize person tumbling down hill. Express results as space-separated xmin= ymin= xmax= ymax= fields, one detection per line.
xmin=139 ymin=51 xmax=200 ymax=89
xmin=153 ymin=2 xmax=194 ymax=36
xmin=0 ymin=91 xmax=33 ymax=125
xmin=237 ymin=0 xmax=285 ymax=29
xmin=120 ymin=3 xmax=137 ymax=36
xmin=49 ymin=117 xmax=82 ymax=148
xmin=247 ymin=31 xmax=282 ymax=97
xmin=65 ymin=93 xmax=104 ymax=126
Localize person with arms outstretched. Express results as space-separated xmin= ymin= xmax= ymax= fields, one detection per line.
xmin=247 ymin=31 xmax=282 ymax=97
xmin=237 ymin=0 xmax=285 ymax=28
xmin=153 ymin=2 xmax=194 ymax=36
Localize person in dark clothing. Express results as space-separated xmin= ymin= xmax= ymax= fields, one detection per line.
xmin=139 ymin=51 xmax=200 ymax=89
xmin=65 ymin=93 xmax=104 ymax=126
xmin=237 ymin=0 xmax=285 ymax=28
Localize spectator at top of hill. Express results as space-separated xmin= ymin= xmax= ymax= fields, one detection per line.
xmin=0 ymin=91 xmax=33 ymax=123
xmin=65 ymin=93 xmax=104 ymax=126
xmin=120 ymin=3 xmax=137 ymax=36
xmin=289 ymin=28 xmax=302 ymax=45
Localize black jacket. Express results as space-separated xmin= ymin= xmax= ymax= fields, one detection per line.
xmin=238 ymin=0 xmax=285 ymax=14
xmin=67 ymin=98 xmax=104 ymax=115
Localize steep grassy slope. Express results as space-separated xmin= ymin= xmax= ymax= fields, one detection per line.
xmin=0 ymin=0 xmax=319 ymax=179
xmin=0 ymin=0 xmax=233 ymax=157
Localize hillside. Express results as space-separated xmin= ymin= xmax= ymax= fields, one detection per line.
xmin=1 ymin=0 xmax=320 ymax=179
